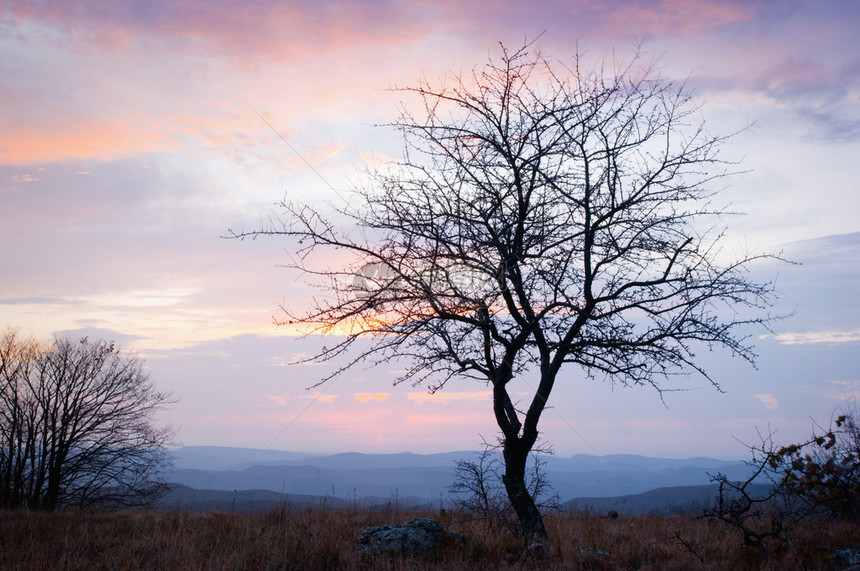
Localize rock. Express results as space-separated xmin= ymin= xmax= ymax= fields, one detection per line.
xmin=579 ymin=544 xmax=612 ymax=558
xmin=355 ymin=517 xmax=464 ymax=557
xmin=834 ymin=548 xmax=860 ymax=567
xmin=518 ymin=540 xmax=549 ymax=564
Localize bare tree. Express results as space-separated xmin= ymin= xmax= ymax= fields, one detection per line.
xmin=234 ymin=43 xmax=775 ymax=539
xmin=0 ymin=329 xmax=45 ymax=508
xmin=0 ymin=328 xmax=174 ymax=510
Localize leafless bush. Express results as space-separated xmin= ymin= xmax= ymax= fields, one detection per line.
xmin=449 ymin=440 xmax=559 ymax=533
xmin=703 ymin=406 xmax=860 ymax=557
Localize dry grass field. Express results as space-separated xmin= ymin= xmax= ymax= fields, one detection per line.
xmin=0 ymin=505 xmax=857 ymax=570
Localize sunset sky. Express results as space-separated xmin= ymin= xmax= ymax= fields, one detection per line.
xmin=2 ymin=0 xmax=859 ymax=459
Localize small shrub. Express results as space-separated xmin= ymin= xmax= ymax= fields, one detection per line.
xmin=448 ymin=440 xmax=559 ymax=534
xmin=703 ymin=405 xmax=860 ymax=558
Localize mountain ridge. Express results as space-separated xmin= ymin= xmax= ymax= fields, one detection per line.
xmin=163 ymin=446 xmax=751 ymax=504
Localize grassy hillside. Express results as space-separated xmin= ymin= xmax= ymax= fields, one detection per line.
xmin=0 ymin=505 xmax=856 ymax=569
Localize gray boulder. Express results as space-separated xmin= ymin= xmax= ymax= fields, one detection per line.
xmin=834 ymin=548 xmax=860 ymax=569
xmin=355 ymin=517 xmax=464 ymax=557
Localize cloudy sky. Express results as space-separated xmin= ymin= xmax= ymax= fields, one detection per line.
xmin=2 ymin=0 xmax=859 ymax=459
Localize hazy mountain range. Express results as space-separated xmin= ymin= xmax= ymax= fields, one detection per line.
xmin=158 ymin=446 xmax=754 ymax=513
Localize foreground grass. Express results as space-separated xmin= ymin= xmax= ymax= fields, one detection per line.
xmin=0 ymin=506 xmax=857 ymax=569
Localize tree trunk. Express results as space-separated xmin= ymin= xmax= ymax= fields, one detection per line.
xmin=502 ymin=437 xmax=547 ymax=541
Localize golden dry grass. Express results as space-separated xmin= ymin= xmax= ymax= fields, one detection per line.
xmin=0 ymin=505 xmax=856 ymax=570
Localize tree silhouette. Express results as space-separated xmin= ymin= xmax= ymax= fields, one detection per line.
xmin=235 ymin=43 xmax=775 ymax=539
xmin=0 ymin=329 xmax=174 ymax=510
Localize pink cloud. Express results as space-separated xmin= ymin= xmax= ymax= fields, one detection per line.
xmin=753 ymin=393 xmax=779 ymax=410
xmin=580 ymin=0 xmax=758 ymax=36
xmin=355 ymin=393 xmax=390 ymax=403
xmin=11 ymin=173 xmax=42 ymax=183
xmin=4 ymin=0 xmax=774 ymax=74
xmin=4 ymin=0 xmax=829 ymax=169
xmin=306 ymin=391 xmax=338 ymax=404
xmin=418 ymin=0 xmax=765 ymax=49
xmin=4 ymin=0 xmax=440 ymax=60
xmin=749 ymin=58 xmax=829 ymax=98
xmin=826 ymin=381 xmax=860 ymax=403
xmin=0 ymin=120 xmax=181 ymax=165
xmin=405 ymin=411 xmax=488 ymax=426
xmin=265 ymin=394 xmax=289 ymax=406
xmin=406 ymin=391 xmax=491 ymax=405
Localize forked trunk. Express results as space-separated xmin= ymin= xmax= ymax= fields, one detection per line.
xmin=502 ymin=438 xmax=547 ymax=541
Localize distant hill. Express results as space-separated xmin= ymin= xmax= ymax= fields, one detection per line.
xmin=542 ymin=454 xmax=750 ymax=499
xmin=156 ymin=481 xmax=776 ymax=516
xmin=163 ymin=464 xmax=457 ymax=499
xmin=156 ymin=484 xmax=438 ymax=513
xmin=162 ymin=447 xmax=751 ymax=505
xmin=563 ymin=482 xmax=772 ymax=515
xmin=169 ymin=446 xmax=315 ymax=471
xmin=155 ymin=484 xmax=348 ymax=513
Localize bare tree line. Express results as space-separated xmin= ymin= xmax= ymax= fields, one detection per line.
xmin=0 ymin=328 xmax=173 ymax=510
